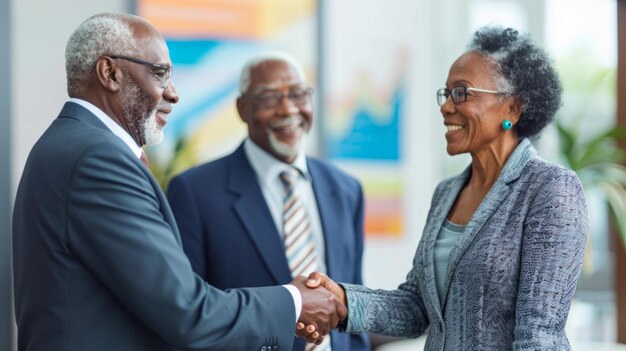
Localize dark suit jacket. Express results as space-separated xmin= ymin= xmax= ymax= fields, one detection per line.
xmin=167 ymin=144 xmax=370 ymax=351
xmin=12 ymin=102 xmax=295 ymax=351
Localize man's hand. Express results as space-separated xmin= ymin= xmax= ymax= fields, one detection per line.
xmin=290 ymin=275 xmax=347 ymax=344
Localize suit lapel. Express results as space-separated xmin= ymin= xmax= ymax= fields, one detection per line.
xmin=442 ymin=178 xmax=511 ymax=307
xmin=60 ymin=101 xmax=184 ymax=246
xmin=421 ymin=170 xmax=469 ymax=317
xmin=441 ymin=139 xmax=536 ymax=310
xmin=58 ymin=101 xmax=110 ymax=130
xmin=229 ymin=146 xmax=293 ymax=284
xmin=155 ymin=179 xmax=183 ymax=246
xmin=307 ymin=161 xmax=341 ymax=277
xmin=444 ymin=180 xmax=509 ymax=303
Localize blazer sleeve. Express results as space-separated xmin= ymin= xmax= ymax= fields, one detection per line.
xmin=166 ymin=174 xmax=208 ymax=279
xmin=346 ymin=180 xmax=371 ymax=350
xmin=339 ymin=180 xmax=446 ymax=338
xmin=513 ymin=170 xmax=589 ymax=350
xmin=340 ymin=257 xmax=429 ymax=337
xmin=66 ymin=145 xmax=296 ymax=350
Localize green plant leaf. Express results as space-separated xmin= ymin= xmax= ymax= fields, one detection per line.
xmin=577 ymin=132 xmax=621 ymax=166
xmin=555 ymin=121 xmax=577 ymax=169
xmin=600 ymin=181 xmax=626 ymax=245
xmin=557 ymin=121 xmax=626 ymax=251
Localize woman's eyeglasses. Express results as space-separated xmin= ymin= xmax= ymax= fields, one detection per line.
xmin=436 ymin=86 xmax=502 ymax=106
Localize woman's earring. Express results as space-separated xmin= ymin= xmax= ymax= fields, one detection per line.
xmin=501 ymin=119 xmax=513 ymax=130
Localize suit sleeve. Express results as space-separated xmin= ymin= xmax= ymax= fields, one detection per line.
xmin=167 ymin=175 xmax=208 ymax=279
xmin=513 ymin=170 xmax=589 ymax=350
xmin=66 ymin=146 xmax=296 ymax=350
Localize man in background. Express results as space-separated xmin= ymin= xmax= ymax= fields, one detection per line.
xmin=12 ymin=13 xmax=344 ymax=351
xmin=167 ymin=52 xmax=370 ymax=351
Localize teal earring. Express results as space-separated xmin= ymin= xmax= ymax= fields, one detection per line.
xmin=501 ymin=119 xmax=513 ymax=130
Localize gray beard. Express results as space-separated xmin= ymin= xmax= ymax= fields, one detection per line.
xmin=267 ymin=115 xmax=308 ymax=159
xmin=268 ymin=130 xmax=307 ymax=159
xmin=121 ymin=80 xmax=163 ymax=146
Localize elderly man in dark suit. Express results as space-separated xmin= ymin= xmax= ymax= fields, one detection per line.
xmin=12 ymin=13 xmax=345 ymax=351
xmin=167 ymin=52 xmax=370 ymax=351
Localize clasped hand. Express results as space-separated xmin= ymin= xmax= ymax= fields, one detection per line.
xmin=290 ymin=272 xmax=347 ymax=344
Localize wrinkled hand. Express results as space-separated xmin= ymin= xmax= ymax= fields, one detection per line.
xmin=291 ymin=275 xmax=347 ymax=344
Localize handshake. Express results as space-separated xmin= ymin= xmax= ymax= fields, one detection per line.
xmin=290 ymin=272 xmax=346 ymax=345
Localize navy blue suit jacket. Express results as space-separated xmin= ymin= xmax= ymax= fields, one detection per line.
xmin=167 ymin=144 xmax=370 ymax=351
xmin=13 ymin=103 xmax=296 ymax=351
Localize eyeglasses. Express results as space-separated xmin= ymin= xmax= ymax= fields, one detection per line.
xmin=110 ymin=55 xmax=173 ymax=90
xmin=242 ymin=87 xmax=314 ymax=109
xmin=436 ymin=86 xmax=502 ymax=106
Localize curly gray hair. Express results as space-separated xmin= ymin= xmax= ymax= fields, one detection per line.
xmin=65 ymin=13 xmax=144 ymax=96
xmin=469 ymin=26 xmax=562 ymax=139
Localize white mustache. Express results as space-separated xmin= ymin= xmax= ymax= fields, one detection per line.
xmin=269 ymin=115 xmax=305 ymax=129
xmin=155 ymin=103 xmax=172 ymax=113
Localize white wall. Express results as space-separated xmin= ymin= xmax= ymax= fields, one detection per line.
xmin=1 ymin=0 xmax=12 ymax=349
xmin=11 ymin=0 xmax=130 ymax=193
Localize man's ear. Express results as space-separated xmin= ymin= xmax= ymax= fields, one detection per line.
xmin=94 ymin=57 xmax=122 ymax=92
xmin=236 ymin=97 xmax=248 ymax=123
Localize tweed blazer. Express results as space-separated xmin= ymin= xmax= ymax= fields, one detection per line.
xmin=341 ymin=139 xmax=589 ymax=351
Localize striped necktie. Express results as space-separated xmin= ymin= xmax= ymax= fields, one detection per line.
xmin=279 ymin=168 xmax=331 ymax=351
xmin=279 ymin=168 xmax=318 ymax=277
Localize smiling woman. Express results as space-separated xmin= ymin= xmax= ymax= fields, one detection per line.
xmin=301 ymin=25 xmax=590 ymax=351
xmin=438 ymin=50 xmax=521 ymax=164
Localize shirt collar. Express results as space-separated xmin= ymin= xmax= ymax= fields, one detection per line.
xmin=244 ymin=138 xmax=309 ymax=186
xmin=69 ymin=98 xmax=144 ymax=159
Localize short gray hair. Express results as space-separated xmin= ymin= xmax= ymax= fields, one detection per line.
xmin=239 ymin=51 xmax=307 ymax=94
xmin=65 ymin=13 xmax=145 ymax=96
xmin=468 ymin=26 xmax=562 ymax=139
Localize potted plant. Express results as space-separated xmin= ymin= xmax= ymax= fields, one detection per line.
xmin=556 ymin=120 xmax=626 ymax=249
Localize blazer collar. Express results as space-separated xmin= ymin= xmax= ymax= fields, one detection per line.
xmin=424 ymin=138 xmax=537 ymax=313
xmin=58 ymin=101 xmax=109 ymax=130
xmin=58 ymin=101 xmax=144 ymax=159
xmin=67 ymin=98 xmax=143 ymax=159
xmin=227 ymin=144 xmax=343 ymax=283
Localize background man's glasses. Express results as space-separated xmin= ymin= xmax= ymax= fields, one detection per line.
xmin=437 ymin=86 xmax=501 ymax=106
xmin=110 ymin=55 xmax=173 ymax=90
xmin=242 ymin=87 xmax=314 ymax=109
